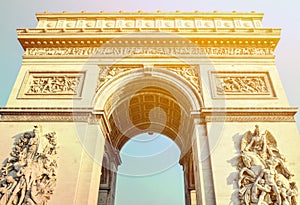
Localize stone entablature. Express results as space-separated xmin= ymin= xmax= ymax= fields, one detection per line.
xmin=17 ymin=11 xmax=280 ymax=57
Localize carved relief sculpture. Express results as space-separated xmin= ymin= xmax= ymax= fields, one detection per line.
xmin=26 ymin=76 xmax=81 ymax=95
xmin=217 ymin=76 xmax=269 ymax=95
xmin=24 ymin=47 xmax=274 ymax=57
xmin=210 ymin=72 xmax=276 ymax=99
xmin=18 ymin=72 xmax=86 ymax=99
xmin=0 ymin=126 xmax=58 ymax=205
xmin=237 ymin=125 xmax=297 ymax=205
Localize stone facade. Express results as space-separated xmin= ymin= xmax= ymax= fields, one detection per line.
xmin=0 ymin=11 xmax=299 ymax=205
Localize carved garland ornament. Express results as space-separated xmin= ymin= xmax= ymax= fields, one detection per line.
xmin=0 ymin=126 xmax=58 ymax=205
xmin=96 ymin=65 xmax=201 ymax=93
xmin=238 ymin=125 xmax=298 ymax=205
xmin=97 ymin=66 xmax=132 ymax=92
xmin=167 ymin=66 xmax=201 ymax=92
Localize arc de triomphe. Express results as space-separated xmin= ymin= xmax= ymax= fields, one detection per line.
xmin=0 ymin=11 xmax=299 ymax=205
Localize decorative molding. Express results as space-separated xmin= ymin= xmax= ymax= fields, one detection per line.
xmin=204 ymin=115 xmax=295 ymax=122
xmin=210 ymin=72 xmax=276 ymax=99
xmin=18 ymin=27 xmax=280 ymax=36
xmin=201 ymin=107 xmax=297 ymax=122
xmin=0 ymin=125 xmax=58 ymax=205
xmin=237 ymin=125 xmax=297 ymax=205
xmin=18 ymin=72 xmax=85 ymax=99
xmin=0 ymin=112 xmax=90 ymax=122
xmin=23 ymin=47 xmax=275 ymax=57
xmin=0 ymin=109 xmax=110 ymax=125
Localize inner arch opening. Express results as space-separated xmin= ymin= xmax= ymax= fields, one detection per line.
xmin=115 ymin=133 xmax=185 ymax=205
xmin=105 ymin=82 xmax=195 ymax=156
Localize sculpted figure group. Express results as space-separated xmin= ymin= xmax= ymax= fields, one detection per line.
xmin=27 ymin=76 xmax=80 ymax=95
xmin=217 ymin=76 xmax=268 ymax=95
xmin=0 ymin=126 xmax=58 ymax=205
xmin=238 ymin=125 xmax=298 ymax=205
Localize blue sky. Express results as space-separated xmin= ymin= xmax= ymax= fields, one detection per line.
xmin=116 ymin=133 xmax=185 ymax=205
xmin=0 ymin=1 xmax=299 ymax=204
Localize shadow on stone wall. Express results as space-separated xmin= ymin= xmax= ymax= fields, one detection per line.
xmin=226 ymin=133 xmax=245 ymax=205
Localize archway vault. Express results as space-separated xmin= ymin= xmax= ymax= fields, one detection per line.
xmin=93 ymin=65 xmax=203 ymax=155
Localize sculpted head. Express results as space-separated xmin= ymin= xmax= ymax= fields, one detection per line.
xmin=6 ymin=176 xmax=14 ymax=183
xmin=259 ymin=179 xmax=265 ymax=185
xmin=23 ymin=132 xmax=31 ymax=139
xmin=33 ymin=125 xmax=42 ymax=137
xmin=276 ymin=180 xmax=283 ymax=187
xmin=253 ymin=125 xmax=260 ymax=136
xmin=242 ymin=154 xmax=252 ymax=168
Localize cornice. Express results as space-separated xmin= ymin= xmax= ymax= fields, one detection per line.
xmin=17 ymin=28 xmax=280 ymax=42
xmin=36 ymin=10 xmax=264 ymax=19
xmin=200 ymin=107 xmax=298 ymax=122
xmin=18 ymin=38 xmax=278 ymax=46
xmin=17 ymin=28 xmax=280 ymax=51
xmin=201 ymin=107 xmax=298 ymax=113
xmin=0 ymin=107 xmax=92 ymax=122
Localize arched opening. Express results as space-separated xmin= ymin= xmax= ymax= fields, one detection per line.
xmin=114 ymin=133 xmax=185 ymax=205
xmin=94 ymin=67 xmax=202 ymax=205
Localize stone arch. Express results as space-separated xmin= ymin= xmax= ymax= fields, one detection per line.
xmin=93 ymin=65 xmax=203 ymax=205
xmin=93 ymin=66 xmax=203 ymax=154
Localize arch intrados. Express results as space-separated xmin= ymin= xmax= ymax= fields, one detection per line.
xmin=105 ymin=85 xmax=189 ymax=119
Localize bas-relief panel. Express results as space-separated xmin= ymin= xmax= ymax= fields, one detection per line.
xmin=232 ymin=126 xmax=298 ymax=205
xmin=18 ymin=72 xmax=86 ymax=99
xmin=0 ymin=125 xmax=58 ymax=205
xmin=210 ymin=71 xmax=276 ymax=99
